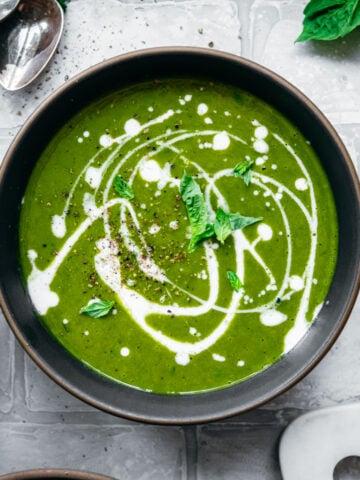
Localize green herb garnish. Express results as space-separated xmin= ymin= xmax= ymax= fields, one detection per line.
xmin=114 ymin=175 xmax=135 ymax=200
xmin=297 ymin=0 xmax=360 ymax=42
xmin=80 ymin=300 xmax=115 ymax=318
xmin=228 ymin=213 xmax=262 ymax=231
xmin=214 ymin=209 xmax=262 ymax=243
xmin=180 ymin=172 xmax=262 ymax=250
xmin=227 ymin=269 xmax=243 ymax=292
xmin=58 ymin=0 xmax=70 ymax=12
xmin=214 ymin=208 xmax=233 ymax=244
xmin=188 ymin=223 xmax=215 ymax=252
xmin=233 ymin=160 xmax=254 ymax=186
xmin=180 ymin=172 xmax=212 ymax=252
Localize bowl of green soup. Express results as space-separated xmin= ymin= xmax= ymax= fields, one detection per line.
xmin=0 ymin=47 xmax=359 ymax=424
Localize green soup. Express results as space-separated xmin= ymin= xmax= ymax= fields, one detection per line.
xmin=19 ymin=79 xmax=338 ymax=394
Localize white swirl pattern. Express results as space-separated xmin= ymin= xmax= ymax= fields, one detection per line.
xmin=27 ymin=105 xmax=319 ymax=365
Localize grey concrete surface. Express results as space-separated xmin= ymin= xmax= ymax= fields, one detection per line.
xmin=0 ymin=0 xmax=359 ymax=478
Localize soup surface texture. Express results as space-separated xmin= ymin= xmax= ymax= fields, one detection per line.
xmin=19 ymin=79 xmax=338 ymax=394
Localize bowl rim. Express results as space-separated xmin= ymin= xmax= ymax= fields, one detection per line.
xmin=0 ymin=469 xmax=114 ymax=480
xmin=1 ymin=46 xmax=359 ymax=424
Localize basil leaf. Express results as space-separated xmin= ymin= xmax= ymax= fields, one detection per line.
xmin=303 ymin=0 xmax=345 ymax=18
xmin=227 ymin=269 xmax=243 ymax=292
xmin=188 ymin=223 xmax=215 ymax=252
xmin=180 ymin=172 xmax=209 ymax=232
xmin=229 ymin=213 xmax=262 ymax=231
xmin=114 ymin=176 xmax=135 ymax=200
xmin=180 ymin=172 xmax=262 ymax=250
xmin=214 ymin=210 xmax=262 ymax=244
xmin=297 ymin=0 xmax=360 ymax=42
xmin=243 ymin=169 xmax=252 ymax=187
xmin=80 ymin=300 xmax=115 ymax=318
xmin=214 ymin=208 xmax=233 ymax=243
xmin=180 ymin=172 xmax=212 ymax=251
xmin=58 ymin=0 xmax=70 ymax=11
xmin=233 ymin=160 xmax=254 ymax=186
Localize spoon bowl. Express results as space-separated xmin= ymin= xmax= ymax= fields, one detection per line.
xmin=0 ymin=0 xmax=64 ymax=91
xmin=0 ymin=0 xmax=20 ymax=22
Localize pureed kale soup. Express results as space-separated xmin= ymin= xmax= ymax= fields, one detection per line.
xmin=19 ymin=79 xmax=338 ymax=394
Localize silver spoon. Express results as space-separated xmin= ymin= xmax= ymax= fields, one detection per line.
xmin=0 ymin=0 xmax=20 ymax=22
xmin=0 ymin=0 xmax=64 ymax=91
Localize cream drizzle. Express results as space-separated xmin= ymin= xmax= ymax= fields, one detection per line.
xmin=27 ymin=109 xmax=320 ymax=363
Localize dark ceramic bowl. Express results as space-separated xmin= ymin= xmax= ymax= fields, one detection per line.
xmin=0 ymin=48 xmax=359 ymax=424
xmin=0 ymin=470 xmax=114 ymax=479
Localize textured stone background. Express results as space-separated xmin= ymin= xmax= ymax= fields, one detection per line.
xmin=0 ymin=0 xmax=359 ymax=478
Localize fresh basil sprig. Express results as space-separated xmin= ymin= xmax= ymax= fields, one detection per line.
xmin=215 ymin=209 xmax=261 ymax=244
xmin=180 ymin=172 xmax=262 ymax=250
xmin=180 ymin=172 xmax=213 ymax=252
xmin=114 ymin=175 xmax=135 ymax=200
xmin=228 ymin=213 xmax=262 ymax=231
xmin=189 ymin=224 xmax=215 ymax=252
xmin=80 ymin=300 xmax=115 ymax=318
xmin=214 ymin=209 xmax=233 ymax=244
xmin=297 ymin=0 xmax=360 ymax=42
xmin=227 ymin=269 xmax=243 ymax=292
xmin=233 ymin=160 xmax=254 ymax=186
